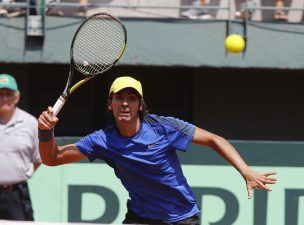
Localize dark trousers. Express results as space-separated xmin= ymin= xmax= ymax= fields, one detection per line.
xmin=0 ymin=181 xmax=34 ymax=221
xmin=123 ymin=210 xmax=200 ymax=225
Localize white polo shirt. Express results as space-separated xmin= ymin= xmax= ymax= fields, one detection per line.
xmin=0 ymin=107 xmax=41 ymax=185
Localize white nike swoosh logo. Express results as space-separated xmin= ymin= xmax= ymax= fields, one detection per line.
xmin=148 ymin=143 xmax=157 ymax=148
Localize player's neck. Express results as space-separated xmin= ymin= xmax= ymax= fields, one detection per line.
xmin=116 ymin=118 xmax=141 ymax=137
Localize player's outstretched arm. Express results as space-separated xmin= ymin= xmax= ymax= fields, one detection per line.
xmin=192 ymin=127 xmax=277 ymax=199
xmin=38 ymin=106 xmax=86 ymax=166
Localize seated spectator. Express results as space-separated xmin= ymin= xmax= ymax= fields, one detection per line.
xmin=235 ymin=0 xmax=257 ymax=20
xmin=73 ymin=0 xmax=88 ymax=17
xmin=273 ymin=0 xmax=288 ymax=21
xmin=181 ymin=0 xmax=213 ymax=20
xmin=46 ymin=0 xmax=88 ymax=17
xmin=0 ymin=0 xmax=29 ymax=18
xmin=235 ymin=0 xmax=288 ymax=21
xmin=0 ymin=8 xmax=7 ymax=17
xmin=2 ymin=0 xmax=64 ymax=17
xmin=46 ymin=0 xmax=64 ymax=17
xmin=0 ymin=0 xmax=9 ymax=16
xmin=0 ymin=0 xmax=59 ymax=17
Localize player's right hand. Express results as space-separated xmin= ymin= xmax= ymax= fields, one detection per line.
xmin=38 ymin=106 xmax=59 ymax=130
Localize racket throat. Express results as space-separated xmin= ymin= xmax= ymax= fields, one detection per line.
xmin=61 ymin=92 xmax=70 ymax=100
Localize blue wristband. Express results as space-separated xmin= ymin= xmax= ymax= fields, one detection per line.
xmin=38 ymin=129 xmax=54 ymax=142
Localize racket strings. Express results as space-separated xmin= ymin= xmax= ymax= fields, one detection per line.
xmin=75 ymin=19 xmax=123 ymax=58
xmin=73 ymin=15 xmax=126 ymax=75
xmin=76 ymin=26 xmax=120 ymax=73
xmin=75 ymin=21 xmax=123 ymax=74
xmin=77 ymin=21 xmax=122 ymax=61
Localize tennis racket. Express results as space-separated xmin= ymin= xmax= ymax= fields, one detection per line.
xmin=52 ymin=12 xmax=127 ymax=116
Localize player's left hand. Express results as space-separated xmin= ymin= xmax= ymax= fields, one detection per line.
xmin=245 ymin=171 xmax=277 ymax=199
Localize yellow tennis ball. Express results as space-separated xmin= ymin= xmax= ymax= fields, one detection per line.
xmin=225 ymin=34 xmax=245 ymax=53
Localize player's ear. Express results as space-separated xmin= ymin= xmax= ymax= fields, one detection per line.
xmin=108 ymin=103 xmax=112 ymax=110
xmin=107 ymin=98 xmax=112 ymax=110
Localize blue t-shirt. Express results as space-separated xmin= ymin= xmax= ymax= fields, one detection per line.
xmin=76 ymin=114 xmax=199 ymax=222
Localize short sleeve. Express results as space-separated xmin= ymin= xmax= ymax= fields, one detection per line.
xmin=152 ymin=115 xmax=196 ymax=152
xmin=76 ymin=131 xmax=103 ymax=161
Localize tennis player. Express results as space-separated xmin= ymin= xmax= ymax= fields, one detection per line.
xmin=38 ymin=76 xmax=277 ymax=225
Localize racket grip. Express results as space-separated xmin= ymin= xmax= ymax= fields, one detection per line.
xmin=52 ymin=96 xmax=66 ymax=116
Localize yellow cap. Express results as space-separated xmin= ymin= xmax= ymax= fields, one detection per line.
xmin=109 ymin=76 xmax=143 ymax=97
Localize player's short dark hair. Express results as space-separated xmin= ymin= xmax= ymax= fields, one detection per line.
xmin=139 ymin=98 xmax=148 ymax=119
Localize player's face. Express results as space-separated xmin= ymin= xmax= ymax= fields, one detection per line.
xmin=109 ymin=89 xmax=141 ymax=123
xmin=0 ymin=89 xmax=19 ymax=116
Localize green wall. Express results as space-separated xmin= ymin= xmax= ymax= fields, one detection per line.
xmin=28 ymin=138 xmax=304 ymax=225
xmin=1 ymin=17 xmax=304 ymax=69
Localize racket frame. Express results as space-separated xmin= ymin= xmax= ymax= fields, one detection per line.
xmin=52 ymin=12 xmax=127 ymax=116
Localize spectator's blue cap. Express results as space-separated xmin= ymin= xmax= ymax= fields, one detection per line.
xmin=0 ymin=74 xmax=18 ymax=91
